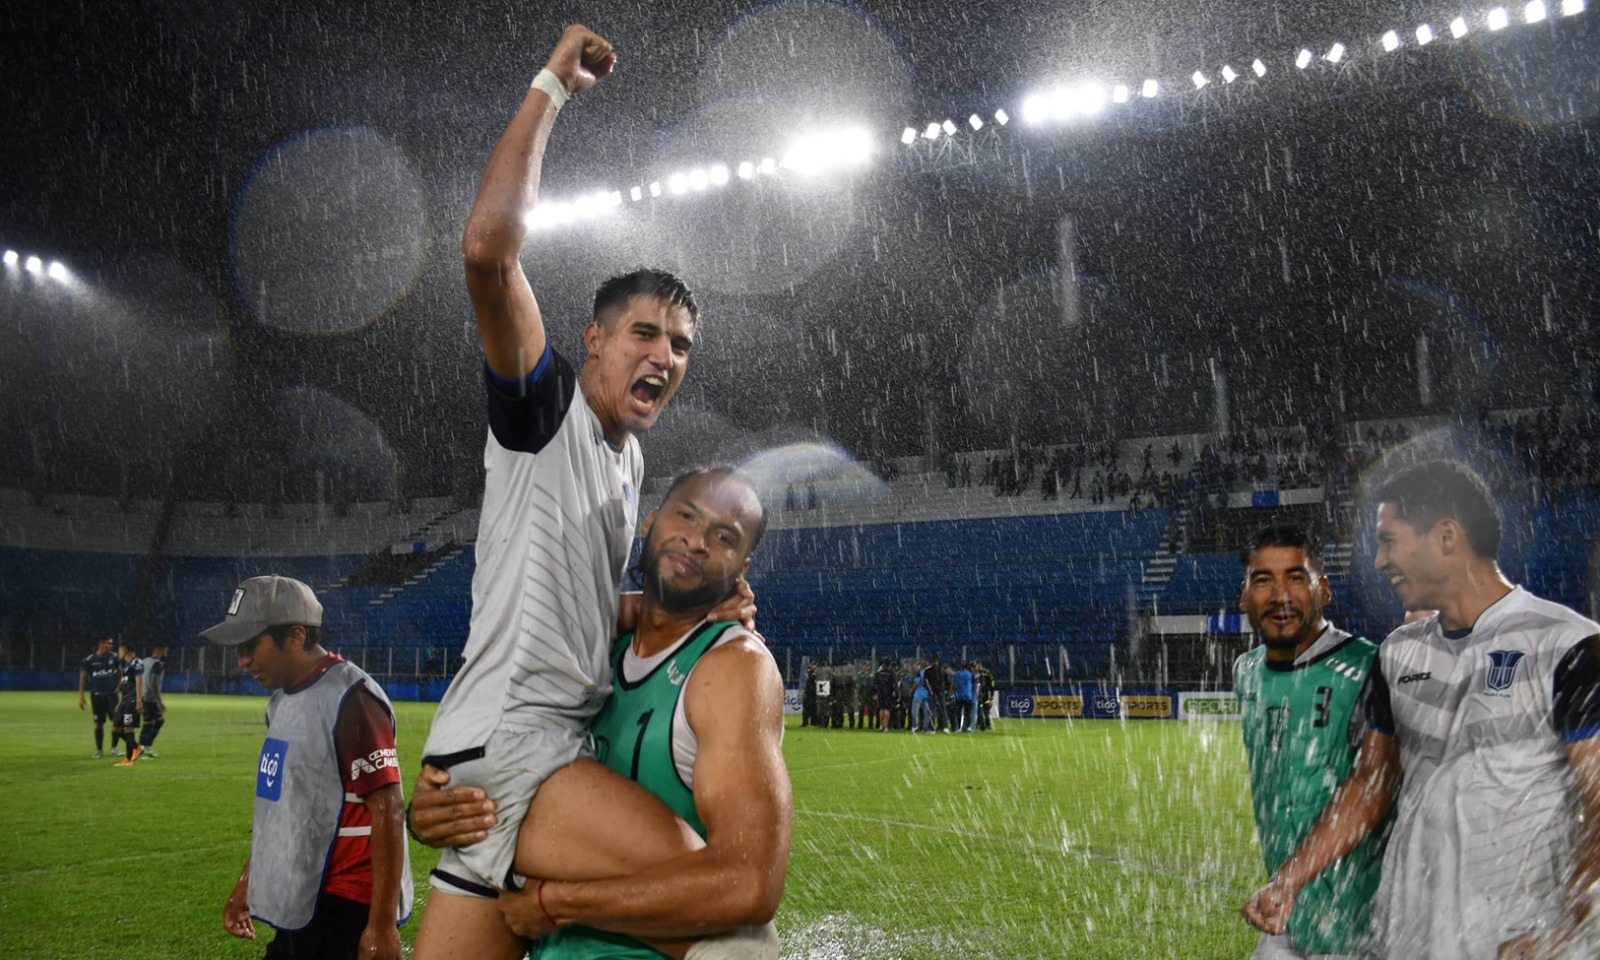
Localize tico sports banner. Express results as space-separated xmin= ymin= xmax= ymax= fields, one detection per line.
xmin=1001 ymin=688 xmax=1176 ymax=720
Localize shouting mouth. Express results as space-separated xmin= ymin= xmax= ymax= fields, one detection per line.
xmin=630 ymin=375 xmax=666 ymax=415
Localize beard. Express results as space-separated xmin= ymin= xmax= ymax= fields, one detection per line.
xmin=640 ymin=543 xmax=736 ymax=616
xmin=1257 ymin=608 xmax=1315 ymax=649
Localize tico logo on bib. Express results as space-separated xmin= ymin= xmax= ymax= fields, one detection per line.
xmin=1484 ymin=650 xmax=1527 ymax=696
xmin=257 ymin=738 xmax=288 ymax=801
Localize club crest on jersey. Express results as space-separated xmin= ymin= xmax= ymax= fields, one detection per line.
xmin=1484 ymin=650 xmax=1526 ymax=695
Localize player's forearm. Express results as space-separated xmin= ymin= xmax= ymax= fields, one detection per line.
xmin=363 ymin=785 xmax=407 ymax=927
xmin=1274 ymin=760 xmax=1397 ymax=890
xmin=543 ymin=844 xmax=787 ymax=938
xmin=462 ymin=89 xmax=559 ymax=270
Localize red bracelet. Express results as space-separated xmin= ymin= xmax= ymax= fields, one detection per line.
xmin=536 ymin=879 xmax=556 ymax=926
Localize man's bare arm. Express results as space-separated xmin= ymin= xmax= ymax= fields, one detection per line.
xmin=1243 ymin=728 xmax=1399 ymax=933
xmin=464 ymin=24 xmax=613 ymax=380
xmin=359 ymin=783 xmax=406 ymax=960
xmin=538 ymin=638 xmax=792 ymax=937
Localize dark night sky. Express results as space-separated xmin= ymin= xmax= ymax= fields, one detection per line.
xmin=2 ymin=0 xmax=1597 ymax=502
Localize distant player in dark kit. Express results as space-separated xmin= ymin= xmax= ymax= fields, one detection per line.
xmin=77 ymin=636 xmax=119 ymax=757
xmin=208 ymin=575 xmax=412 ymax=960
xmin=111 ymin=642 xmax=143 ymax=765
xmin=874 ymin=658 xmax=896 ymax=732
xmin=136 ymin=643 xmax=169 ymax=759
xmin=1233 ymin=524 xmax=1386 ymax=959
xmin=974 ymin=660 xmax=995 ymax=731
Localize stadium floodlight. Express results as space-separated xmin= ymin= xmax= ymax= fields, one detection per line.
xmin=1382 ymin=30 xmax=1401 ymax=50
xmin=941 ymin=119 xmax=957 ymax=135
xmin=1525 ymin=0 xmax=1547 ymax=21
xmin=782 ymin=127 xmax=873 ymax=175
xmin=708 ymin=164 xmax=730 ymax=186
xmin=608 ymin=190 xmax=623 ymax=207
xmin=1488 ymin=6 xmax=1509 ymax=28
xmin=629 ymin=186 xmax=643 ymax=202
xmin=1112 ymin=84 xmax=1129 ymax=103
xmin=1296 ymin=48 xmax=1314 ymax=69
xmin=668 ymin=173 xmax=689 ymax=195
xmin=649 ymin=181 xmax=663 ymax=197
xmin=1252 ymin=59 xmax=1267 ymax=76
xmin=1325 ymin=42 xmax=1346 ymax=62
xmin=2 ymin=250 xmax=16 ymax=266
xmin=924 ymin=120 xmax=943 ymax=138
xmin=1076 ymin=84 xmax=1107 ymax=115
xmin=1141 ymin=79 xmax=1159 ymax=98
xmin=688 ymin=168 xmax=709 ymax=191
xmin=1021 ymin=95 xmax=1047 ymax=125
xmin=757 ymin=157 xmax=778 ymax=175
xmin=1192 ymin=70 xmax=1209 ymax=89
xmin=1221 ymin=65 xmax=1238 ymax=83
xmin=737 ymin=161 xmax=755 ymax=179
xmin=901 ymin=127 xmax=917 ymax=145
xmin=968 ymin=113 xmax=984 ymax=130
xmin=47 ymin=261 xmax=69 ymax=281
xmin=1451 ymin=15 xmax=1470 ymax=35
xmin=25 ymin=255 xmax=42 ymax=274
xmin=994 ymin=108 xmax=1009 ymax=125
xmin=1416 ymin=23 xmax=1435 ymax=43
xmin=1562 ymin=0 xmax=1584 ymax=15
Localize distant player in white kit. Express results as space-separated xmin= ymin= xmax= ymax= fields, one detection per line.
xmin=1243 ymin=460 xmax=1600 ymax=959
xmin=410 ymin=22 xmax=762 ymax=960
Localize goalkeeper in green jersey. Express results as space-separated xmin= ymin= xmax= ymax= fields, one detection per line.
xmin=1233 ymin=524 xmax=1389 ymax=960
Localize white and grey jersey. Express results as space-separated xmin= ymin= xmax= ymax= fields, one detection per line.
xmin=1370 ymin=587 xmax=1600 ymax=959
xmin=425 ymin=348 xmax=642 ymax=757
xmin=139 ymin=656 xmax=164 ymax=705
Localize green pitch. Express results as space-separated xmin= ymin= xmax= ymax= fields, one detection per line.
xmin=0 ymin=693 xmax=1262 ymax=959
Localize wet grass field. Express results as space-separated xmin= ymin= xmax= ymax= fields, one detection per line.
xmin=0 ymin=692 xmax=1262 ymax=959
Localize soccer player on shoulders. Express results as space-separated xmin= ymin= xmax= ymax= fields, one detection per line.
xmin=207 ymin=575 xmax=412 ymax=960
xmin=1234 ymin=524 xmax=1386 ymax=960
xmin=111 ymin=642 xmax=143 ymax=766
xmin=408 ymin=22 xmax=762 ymax=960
xmin=413 ymin=467 xmax=792 ymax=959
xmin=1243 ymin=460 xmax=1600 ymax=959
xmin=77 ymin=636 xmax=119 ymax=757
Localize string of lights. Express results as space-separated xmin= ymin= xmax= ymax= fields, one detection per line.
xmin=526 ymin=0 xmax=1587 ymax=232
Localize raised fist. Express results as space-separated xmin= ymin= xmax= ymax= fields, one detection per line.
xmin=544 ymin=24 xmax=616 ymax=95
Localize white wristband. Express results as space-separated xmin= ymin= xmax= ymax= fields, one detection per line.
xmin=530 ymin=69 xmax=570 ymax=110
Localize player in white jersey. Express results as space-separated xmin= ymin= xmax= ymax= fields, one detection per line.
xmin=1244 ymin=460 xmax=1600 ymax=960
xmin=411 ymin=24 xmax=757 ymax=960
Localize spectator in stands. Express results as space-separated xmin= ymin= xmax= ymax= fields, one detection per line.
xmin=77 ymin=636 xmax=119 ymax=758
xmin=951 ymin=662 xmax=976 ymax=733
xmin=1233 ymin=524 xmax=1385 ymax=960
xmin=874 ymin=658 xmax=896 ymax=732
xmin=1244 ymin=461 xmax=1600 ymax=959
xmin=207 ymin=575 xmax=412 ymax=960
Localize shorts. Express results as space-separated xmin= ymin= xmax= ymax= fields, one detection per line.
xmin=115 ymin=700 xmax=140 ymax=728
xmin=90 ymin=692 xmax=117 ymax=724
xmin=142 ymin=701 xmax=164 ymax=724
xmin=263 ymin=892 xmax=369 ymax=959
xmin=1251 ymin=932 xmax=1372 ymax=960
xmin=426 ymin=724 xmax=593 ymax=899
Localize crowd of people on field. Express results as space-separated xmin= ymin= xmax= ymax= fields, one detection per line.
xmin=798 ymin=654 xmax=996 ymax=733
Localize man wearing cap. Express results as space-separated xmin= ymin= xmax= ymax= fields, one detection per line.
xmin=205 ymin=575 xmax=412 ymax=960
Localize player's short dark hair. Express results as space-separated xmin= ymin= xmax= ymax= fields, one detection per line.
xmin=593 ymin=269 xmax=698 ymax=326
xmin=661 ymin=465 xmax=768 ymax=553
xmin=1241 ymin=523 xmax=1323 ymax=573
xmin=265 ymin=624 xmax=323 ymax=651
xmin=1373 ymin=460 xmax=1502 ymax=558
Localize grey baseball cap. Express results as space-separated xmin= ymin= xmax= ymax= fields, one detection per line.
xmin=200 ymin=575 xmax=323 ymax=646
